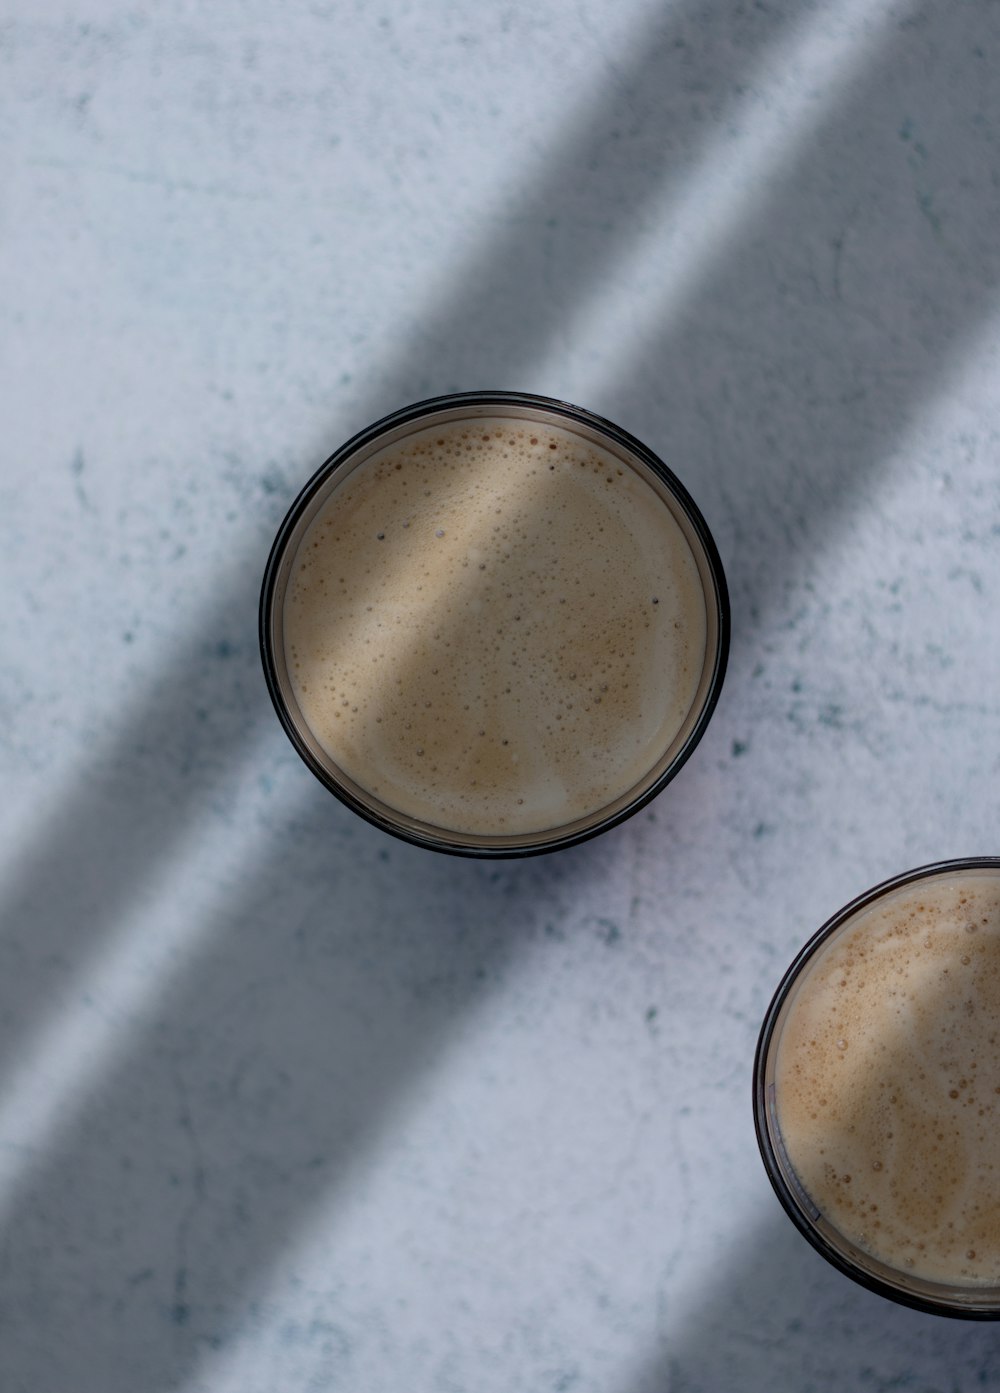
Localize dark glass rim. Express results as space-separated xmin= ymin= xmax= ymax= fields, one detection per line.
xmin=754 ymin=857 xmax=1000 ymax=1318
xmin=260 ymin=390 xmax=730 ymax=857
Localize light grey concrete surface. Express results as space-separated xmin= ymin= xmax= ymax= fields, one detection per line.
xmin=2 ymin=0 xmax=999 ymax=1389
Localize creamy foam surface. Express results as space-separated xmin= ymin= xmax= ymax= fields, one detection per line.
xmin=283 ymin=416 xmax=708 ymax=835
xmin=774 ymin=871 xmax=1000 ymax=1287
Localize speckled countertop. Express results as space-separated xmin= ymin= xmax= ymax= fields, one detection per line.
xmin=2 ymin=1 xmax=1000 ymax=1389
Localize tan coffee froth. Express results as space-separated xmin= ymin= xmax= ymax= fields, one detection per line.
xmin=283 ymin=416 xmax=708 ymax=835
xmin=774 ymin=871 xmax=1000 ymax=1287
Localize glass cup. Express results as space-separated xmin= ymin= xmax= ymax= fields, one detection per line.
xmin=754 ymin=858 xmax=1000 ymax=1317
xmin=260 ymin=391 xmax=729 ymax=856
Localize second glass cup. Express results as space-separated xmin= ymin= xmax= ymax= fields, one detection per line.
xmin=260 ymin=391 xmax=729 ymax=856
xmin=755 ymin=858 xmax=1000 ymax=1318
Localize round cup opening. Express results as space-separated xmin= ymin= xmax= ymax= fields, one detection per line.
xmin=260 ymin=391 xmax=729 ymax=856
xmin=754 ymin=858 xmax=1000 ymax=1318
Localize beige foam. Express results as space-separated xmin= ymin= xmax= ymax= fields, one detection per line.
xmin=282 ymin=416 xmax=708 ymax=835
xmin=774 ymin=870 xmax=1000 ymax=1287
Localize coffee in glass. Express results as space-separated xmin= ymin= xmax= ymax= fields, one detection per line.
xmin=260 ymin=392 xmax=728 ymax=855
xmin=755 ymin=859 xmax=1000 ymax=1317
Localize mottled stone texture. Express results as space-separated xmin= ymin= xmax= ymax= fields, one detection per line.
xmin=2 ymin=0 xmax=1000 ymax=1390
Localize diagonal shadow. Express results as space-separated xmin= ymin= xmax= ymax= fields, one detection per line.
xmin=0 ymin=3 xmax=816 ymax=1386
xmin=625 ymin=1208 xmax=1000 ymax=1393
xmin=0 ymin=829 xmax=608 ymax=1393
xmin=3 ymin=3 xmax=1000 ymax=1391
xmin=604 ymin=0 xmax=1000 ymax=661
xmin=0 ymin=0 xmax=806 ymax=1080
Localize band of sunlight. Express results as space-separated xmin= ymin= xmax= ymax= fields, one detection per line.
xmin=0 ymin=0 xmax=820 ymax=1217
xmin=0 ymin=767 xmax=277 ymax=1206
xmin=0 ymin=0 xmax=913 ymax=1226
xmin=181 ymin=940 xmax=593 ymax=1393
xmin=184 ymin=311 xmax=1000 ymax=1393
xmin=3 ymin=306 xmax=991 ymax=1361
xmin=568 ymin=0 xmax=909 ymax=407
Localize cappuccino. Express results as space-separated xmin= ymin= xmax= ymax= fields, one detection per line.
xmin=762 ymin=864 xmax=1000 ymax=1304
xmin=281 ymin=414 xmax=709 ymax=837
